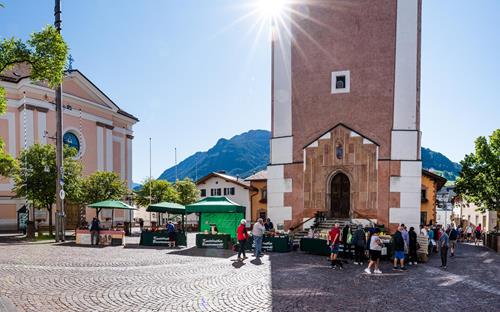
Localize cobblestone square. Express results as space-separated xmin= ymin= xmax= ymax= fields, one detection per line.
xmin=0 ymin=236 xmax=499 ymax=312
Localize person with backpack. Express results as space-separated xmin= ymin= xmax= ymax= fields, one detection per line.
xmin=449 ymin=226 xmax=458 ymax=257
xmin=408 ymin=227 xmax=418 ymax=265
xmin=341 ymin=224 xmax=352 ymax=260
xmin=236 ymin=219 xmax=249 ymax=261
xmin=352 ymin=227 xmax=367 ymax=265
xmin=439 ymin=227 xmax=450 ymax=269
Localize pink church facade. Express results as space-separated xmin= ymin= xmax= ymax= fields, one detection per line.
xmin=0 ymin=65 xmax=138 ymax=231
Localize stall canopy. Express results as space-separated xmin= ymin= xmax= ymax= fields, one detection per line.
xmin=185 ymin=196 xmax=245 ymax=214
xmin=146 ymin=202 xmax=185 ymax=215
xmin=88 ymin=200 xmax=136 ymax=217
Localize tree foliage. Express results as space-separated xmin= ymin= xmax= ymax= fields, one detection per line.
xmin=12 ymin=144 xmax=81 ymax=235
xmin=455 ymin=129 xmax=500 ymax=212
xmin=135 ymin=178 xmax=179 ymax=207
xmin=174 ymin=178 xmax=199 ymax=206
xmin=0 ymin=25 xmax=68 ymax=177
xmin=79 ymin=171 xmax=127 ymax=205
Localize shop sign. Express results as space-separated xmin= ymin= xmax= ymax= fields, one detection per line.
xmin=262 ymin=241 xmax=273 ymax=252
xmin=152 ymin=236 xmax=171 ymax=245
xmin=202 ymin=239 xmax=224 ymax=248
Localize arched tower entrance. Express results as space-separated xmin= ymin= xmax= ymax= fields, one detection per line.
xmin=330 ymin=173 xmax=350 ymax=219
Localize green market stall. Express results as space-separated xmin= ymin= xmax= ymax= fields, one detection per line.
xmin=77 ymin=200 xmax=137 ymax=246
xmin=141 ymin=202 xmax=187 ymax=247
xmin=186 ymin=196 xmax=245 ymax=249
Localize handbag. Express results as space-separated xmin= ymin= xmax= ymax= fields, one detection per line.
xmin=381 ymin=247 xmax=387 ymax=256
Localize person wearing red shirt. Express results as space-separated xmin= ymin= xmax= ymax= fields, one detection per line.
xmin=236 ymin=219 xmax=249 ymax=261
xmin=327 ymin=223 xmax=342 ymax=269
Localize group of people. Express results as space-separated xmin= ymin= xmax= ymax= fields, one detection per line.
xmin=236 ymin=218 xmax=274 ymax=261
xmin=326 ymin=221 xmax=468 ymax=273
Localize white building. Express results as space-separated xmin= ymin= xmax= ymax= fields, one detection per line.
xmin=453 ymin=201 xmax=498 ymax=232
xmin=196 ymin=172 xmax=252 ymax=222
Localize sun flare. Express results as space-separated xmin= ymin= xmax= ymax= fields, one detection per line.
xmin=257 ymin=0 xmax=286 ymax=20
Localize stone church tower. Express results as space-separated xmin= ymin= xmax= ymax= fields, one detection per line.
xmin=268 ymin=0 xmax=422 ymax=231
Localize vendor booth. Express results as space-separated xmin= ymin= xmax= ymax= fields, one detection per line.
xmin=246 ymin=234 xmax=291 ymax=252
xmin=141 ymin=202 xmax=187 ymax=247
xmin=186 ymin=196 xmax=245 ymax=249
xmin=76 ymin=200 xmax=136 ymax=246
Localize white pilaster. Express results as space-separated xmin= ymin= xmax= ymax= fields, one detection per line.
xmin=266 ymin=164 xmax=293 ymax=228
xmin=393 ymin=0 xmax=418 ymax=131
xmin=113 ymin=136 xmax=125 ymax=180
xmin=105 ymin=128 xmax=113 ymax=172
xmin=97 ymin=127 xmax=104 ymax=171
xmin=273 ymin=8 xmax=293 ymax=138
xmin=37 ymin=111 xmax=47 ymax=144
xmin=127 ymin=138 xmax=133 ymax=189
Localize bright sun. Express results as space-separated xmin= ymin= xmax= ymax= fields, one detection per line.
xmin=258 ymin=0 xmax=286 ymax=19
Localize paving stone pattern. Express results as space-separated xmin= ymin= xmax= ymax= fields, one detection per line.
xmin=0 ymin=237 xmax=498 ymax=312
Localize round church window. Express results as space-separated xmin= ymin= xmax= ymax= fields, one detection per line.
xmin=336 ymin=144 xmax=343 ymax=159
xmin=63 ymin=132 xmax=80 ymax=153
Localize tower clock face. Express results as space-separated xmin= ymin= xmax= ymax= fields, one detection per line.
xmin=63 ymin=132 xmax=80 ymax=153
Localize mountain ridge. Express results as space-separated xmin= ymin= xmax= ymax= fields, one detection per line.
xmin=157 ymin=130 xmax=461 ymax=183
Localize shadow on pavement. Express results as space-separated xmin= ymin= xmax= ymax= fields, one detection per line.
xmin=169 ymin=246 xmax=237 ymax=259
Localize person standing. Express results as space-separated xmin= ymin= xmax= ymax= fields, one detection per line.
xmin=439 ymin=228 xmax=450 ymax=269
xmin=327 ymin=223 xmax=342 ymax=269
xmin=264 ymin=218 xmax=274 ymax=231
xmin=408 ymin=227 xmax=418 ymax=265
xmin=401 ymin=224 xmax=409 ymax=261
xmin=449 ymin=226 xmax=458 ymax=257
xmin=341 ymin=224 xmax=352 ymax=260
xmin=237 ymin=219 xmax=249 ymax=261
xmin=139 ymin=218 xmax=144 ymax=232
xmin=393 ymin=226 xmax=406 ymax=271
xmin=252 ymin=218 xmax=266 ymax=258
xmin=466 ymin=224 xmax=473 ymax=242
xmin=90 ymin=217 xmax=100 ymax=246
xmin=352 ymin=227 xmax=367 ymax=265
xmin=166 ymin=221 xmax=176 ymax=244
xmin=364 ymin=228 xmax=383 ymax=274
xmin=474 ymin=224 xmax=482 ymax=246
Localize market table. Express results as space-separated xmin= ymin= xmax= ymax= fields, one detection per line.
xmin=300 ymin=238 xmax=331 ymax=256
xmin=140 ymin=231 xmax=187 ymax=247
xmin=76 ymin=229 xmax=125 ymax=246
xmin=196 ymin=233 xmax=232 ymax=249
xmin=246 ymin=235 xmax=291 ymax=252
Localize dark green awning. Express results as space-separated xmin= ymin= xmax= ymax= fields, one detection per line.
xmin=185 ymin=196 xmax=245 ymax=214
xmin=146 ymin=202 xmax=186 ymax=215
xmin=88 ymin=200 xmax=136 ymax=210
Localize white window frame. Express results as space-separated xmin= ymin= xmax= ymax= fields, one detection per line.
xmin=331 ymin=70 xmax=350 ymax=94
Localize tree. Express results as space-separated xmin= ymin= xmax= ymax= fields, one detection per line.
xmin=174 ymin=178 xmax=199 ymax=206
xmin=135 ymin=178 xmax=179 ymax=207
xmin=13 ymin=144 xmax=81 ymax=236
xmin=0 ymin=25 xmax=68 ymax=177
xmin=80 ymin=171 xmax=127 ymax=209
xmin=455 ymin=129 xmax=500 ymax=230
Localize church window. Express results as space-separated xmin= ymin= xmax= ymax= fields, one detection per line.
xmin=336 ymin=144 xmax=343 ymax=159
xmin=331 ymin=70 xmax=350 ymax=94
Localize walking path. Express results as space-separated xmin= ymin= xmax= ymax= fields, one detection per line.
xmin=0 ymin=236 xmax=498 ymax=311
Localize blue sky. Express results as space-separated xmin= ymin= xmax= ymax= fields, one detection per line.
xmin=1 ymin=0 xmax=499 ymax=182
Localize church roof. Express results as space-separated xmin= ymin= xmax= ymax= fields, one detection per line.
xmin=0 ymin=63 xmax=139 ymax=122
